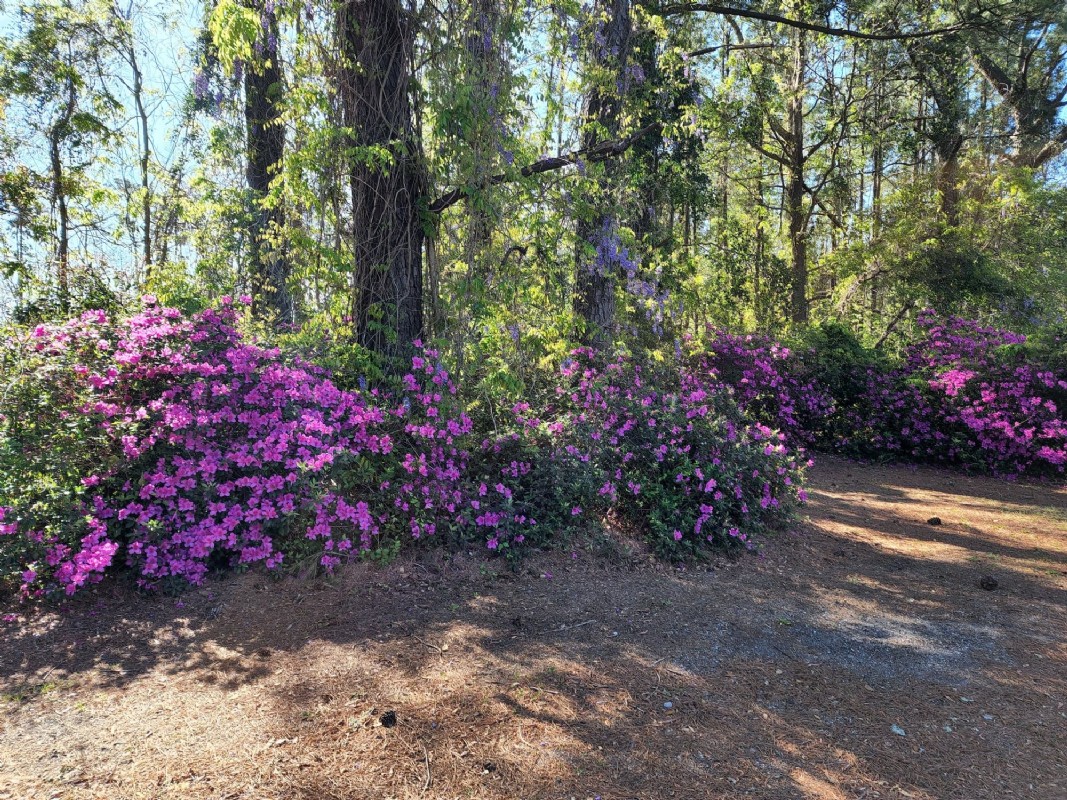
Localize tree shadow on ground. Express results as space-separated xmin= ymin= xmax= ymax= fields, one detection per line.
xmin=2 ymin=456 xmax=1066 ymax=798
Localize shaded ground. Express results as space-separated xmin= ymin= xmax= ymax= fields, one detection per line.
xmin=2 ymin=456 xmax=1066 ymax=799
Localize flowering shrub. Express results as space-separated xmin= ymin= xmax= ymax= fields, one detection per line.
xmin=0 ymin=301 xmax=811 ymax=596
xmin=3 ymin=296 xmax=1059 ymax=600
xmin=506 ymin=349 xmax=809 ymax=557
xmin=0 ymin=298 xmax=480 ymax=597
xmin=465 ymin=429 xmax=600 ymax=557
xmin=839 ymin=313 xmax=1067 ymax=476
xmin=693 ymin=316 xmax=1067 ymax=478
xmin=696 ymin=330 xmax=835 ymax=448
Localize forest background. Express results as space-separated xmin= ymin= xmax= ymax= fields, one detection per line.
xmin=2 ymin=0 xmax=1065 ymax=359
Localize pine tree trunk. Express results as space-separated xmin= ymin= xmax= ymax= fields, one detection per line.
xmin=49 ymin=129 xmax=69 ymax=307
xmin=935 ymin=137 xmax=962 ymax=226
xmin=49 ymin=68 xmax=78 ymax=309
xmin=125 ymin=36 xmax=152 ymax=284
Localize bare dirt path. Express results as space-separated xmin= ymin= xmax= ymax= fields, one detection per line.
xmin=2 ymin=457 xmax=1066 ymax=799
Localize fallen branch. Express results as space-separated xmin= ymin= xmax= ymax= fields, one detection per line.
xmin=687 ymin=41 xmax=775 ymax=58
xmin=875 ymin=301 xmax=915 ymax=349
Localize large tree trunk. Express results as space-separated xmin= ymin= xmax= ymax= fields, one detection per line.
xmin=574 ymin=0 xmax=631 ymax=344
xmin=754 ymin=130 xmax=766 ymax=325
xmin=463 ymin=0 xmax=502 ymax=261
xmin=907 ymin=38 xmax=967 ymax=229
xmin=245 ymin=1 xmax=293 ymax=324
xmin=574 ymin=211 xmax=618 ymax=337
xmin=338 ymin=0 xmax=424 ymax=360
xmin=629 ymin=24 xmax=666 ymax=256
xmin=453 ymin=0 xmax=504 ymax=372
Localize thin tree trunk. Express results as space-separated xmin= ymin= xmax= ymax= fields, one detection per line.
xmin=50 ymin=135 xmax=69 ymax=304
xmin=128 ymin=38 xmax=152 ymax=283
xmin=683 ymin=202 xmax=690 ymax=252
xmin=50 ymin=65 xmax=76 ymax=307
xmin=752 ymin=125 xmax=766 ymax=325
xmin=870 ymin=135 xmax=883 ymax=317
xmin=786 ymin=27 xmax=808 ymax=324
xmin=872 ymin=139 xmax=882 ymax=238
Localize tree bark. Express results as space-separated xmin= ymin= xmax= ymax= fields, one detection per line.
xmin=50 ymin=63 xmax=76 ymax=308
xmin=245 ymin=1 xmax=293 ymax=324
xmin=338 ymin=0 xmax=424 ymax=360
xmin=786 ymin=27 xmax=808 ymax=324
xmin=126 ymin=35 xmax=152 ymax=283
xmin=754 ymin=130 xmax=765 ymax=324
xmin=629 ymin=23 xmax=667 ymax=257
xmin=574 ymin=0 xmax=632 ymax=343
xmin=463 ymin=0 xmax=502 ymax=260
xmin=452 ymin=0 xmax=504 ymax=372
xmin=935 ymin=135 xmax=963 ymax=226
xmin=135 ymin=65 xmax=151 ymax=281
xmin=870 ymin=124 xmax=883 ymax=317
xmin=906 ymin=38 xmax=968 ymax=227
xmin=110 ymin=6 xmax=155 ymax=287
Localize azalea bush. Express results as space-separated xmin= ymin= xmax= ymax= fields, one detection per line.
xmin=7 ymin=294 xmax=1063 ymax=602
xmin=696 ymin=330 xmax=836 ymax=448
xmin=839 ymin=313 xmax=1067 ymax=476
xmin=0 ymin=297 xmax=483 ymax=597
xmin=465 ymin=429 xmax=601 ymax=557
xmin=0 ymin=299 xmax=812 ymax=598
xmin=698 ymin=313 xmax=1067 ymax=477
xmin=503 ymin=349 xmax=809 ymax=558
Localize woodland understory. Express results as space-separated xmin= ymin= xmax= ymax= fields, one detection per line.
xmin=1 ymin=0 xmax=1066 ymax=597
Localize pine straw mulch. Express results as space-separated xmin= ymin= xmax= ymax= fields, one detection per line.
xmin=2 ymin=456 xmax=1066 ymax=800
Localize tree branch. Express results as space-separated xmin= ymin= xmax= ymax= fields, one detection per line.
xmin=659 ymin=3 xmax=983 ymax=41
xmin=428 ymin=122 xmax=663 ymax=213
xmin=971 ymin=50 xmax=1014 ymax=100
xmin=687 ymin=41 xmax=775 ymax=58
xmin=875 ymin=301 xmax=915 ymax=349
xmin=1021 ymin=123 xmax=1067 ymax=169
xmin=746 ymin=135 xmax=789 ymax=166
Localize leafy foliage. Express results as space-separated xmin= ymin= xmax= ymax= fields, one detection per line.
xmin=0 ymin=300 xmax=809 ymax=596
xmin=701 ymin=314 xmax=1067 ymax=477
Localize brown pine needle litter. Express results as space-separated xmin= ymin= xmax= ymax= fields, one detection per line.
xmin=2 ymin=456 xmax=1066 ymax=799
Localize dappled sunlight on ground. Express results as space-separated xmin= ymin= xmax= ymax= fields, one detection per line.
xmin=2 ymin=456 xmax=1065 ymax=798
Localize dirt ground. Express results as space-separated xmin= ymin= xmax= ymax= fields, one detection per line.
xmin=2 ymin=456 xmax=1066 ymax=800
